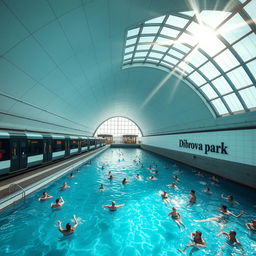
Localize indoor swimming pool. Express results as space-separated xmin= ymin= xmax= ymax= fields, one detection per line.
xmin=0 ymin=148 xmax=255 ymax=256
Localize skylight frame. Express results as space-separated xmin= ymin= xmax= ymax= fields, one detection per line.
xmin=122 ymin=3 xmax=256 ymax=117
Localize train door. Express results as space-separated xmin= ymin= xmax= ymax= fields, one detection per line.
xmin=10 ymin=134 xmax=27 ymax=172
xmin=43 ymin=136 xmax=52 ymax=163
xmin=65 ymin=137 xmax=70 ymax=157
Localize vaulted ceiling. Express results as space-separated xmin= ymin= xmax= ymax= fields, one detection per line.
xmin=0 ymin=0 xmax=255 ymax=136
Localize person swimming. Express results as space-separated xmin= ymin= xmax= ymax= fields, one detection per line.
xmin=68 ymin=173 xmax=75 ymax=178
xmin=108 ymin=175 xmax=114 ymax=180
xmin=149 ymin=175 xmax=158 ymax=180
xmin=51 ymin=197 xmax=65 ymax=208
xmin=122 ymin=178 xmax=128 ymax=184
xmin=60 ymin=182 xmax=70 ymax=189
xmin=167 ymin=207 xmax=186 ymax=230
xmin=194 ymin=205 xmax=244 ymax=229
xmin=38 ymin=192 xmax=52 ymax=201
xmin=167 ymin=182 xmax=178 ymax=189
xmin=135 ymin=174 xmax=143 ymax=180
xmin=99 ymin=184 xmax=104 ymax=191
xmin=150 ymin=170 xmax=159 ymax=175
xmin=173 ymin=175 xmax=180 ymax=182
xmin=189 ymin=190 xmax=196 ymax=204
xmin=216 ymin=230 xmax=244 ymax=256
xmin=160 ymin=191 xmax=171 ymax=204
xmin=57 ymin=215 xmax=79 ymax=235
xmin=245 ymin=219 xmax=256 ymax=237
xmin=178 ymin=231 xmax=206 ymax=254
xmin=221 ymin=194 xmax=239 ymax=205
xmin=103 ymin=201 xmax=125 ymax=211
xmin=203 ymin=187 xmax=212 ymax=194
xmin=196 ymin=171 xmax=204 ymax=177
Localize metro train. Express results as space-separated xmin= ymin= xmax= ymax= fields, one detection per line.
xmin=0 ymin=131 xmax=106 ymax=177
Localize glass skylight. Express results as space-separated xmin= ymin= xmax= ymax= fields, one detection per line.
xmin=122 ymin=6 xmax=256 ymax=117
xmin=95 ymin=117 xmax=142 ymax=137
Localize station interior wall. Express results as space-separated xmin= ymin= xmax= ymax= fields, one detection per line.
xmin=142 ymin=129 xmax=256 ymax=189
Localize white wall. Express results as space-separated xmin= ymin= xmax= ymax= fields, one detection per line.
xmin=142 ymin=129 xmax=256 ymax=166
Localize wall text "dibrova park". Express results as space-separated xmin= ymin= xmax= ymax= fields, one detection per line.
xmin=179 ymin=139 xmax=228 ymax=155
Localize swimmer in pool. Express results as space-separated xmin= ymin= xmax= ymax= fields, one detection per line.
xmin=245 ymin=219 xmax=256 ymax=237
xmin=108 ymin=175 xmax=114 ymax=180
xmin=60 ymin=182 xmax=70 ymax=189
xmin=167 ymin=182 xmax=178 ymax=189
xmin=210 ymin=175 xmax=219 ymax=186
xmin=38 ymin=192 xmax=52 ymax=201
xmin=68 ymin=173 xmax=75 ymax=179
xmin=150 ymin=170 xmax=159 ymax=175
xmin=122 ymin=178 xmax=128 ymax=184
xmin=101 ymin=165 xmax=105 ymax=170
xmin=135 ymin=174 xmax=143 ymax=180
xmin=99 ymin=184 xmax=104 ymax=191
xmin=203 ymin=187 xmax=212 ymax=194
xmin=173 ymin=175 xmax=180 ymax=182
xmin=196 ymin=171 xmax=204 ymax=177
xmin=194 ymin=205 xmax=244 ymax=229
xmin=160 ymin=191 xmax=171 ymax=204
xmin=188 ymin=190 xmax=196 ymax=205
xmin=149 ymin=175 xmax=158 ymax=180
xmin=178 ymin=231 xmax=206 ymax=254
xmin=216 ymin=230 xmax=244 ymax=256
xmin=108 ymin=171 xmax=112 ymax=175
xmin=57 ymin=215 xmax=79 ymax=235
xmin=103 ymin=201 xmax=125 ymax=211
xmin=167 ymin=207 xmax=186 ymax=230
xmin=51 ymin=197 xmax=65 ymax=208
xmin=221 ymin=194 xmax=240 ymax=205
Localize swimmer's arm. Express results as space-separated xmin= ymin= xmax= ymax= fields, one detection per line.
xmin=103 ymin=205 xmax=111 ymax=208
xmin=190 ymin=233 xmax=194 ymax=240
xmin=73 ymin=215 xmax=79 ymax=229
xmin=229 ymin=210 xmax=244 ymax=218
xmin=221 ymin=194 xmax=226 ymax=199
xmin=245 ymin=223 xmax=252 ymax=230
xmin=60 ymin=197 xmax=65 ymax=204
xmin=117 ymin=204 xmax=125 ymax=208
xmin=216 ymin=232 xmax=228 ymax=237
xmin=57 ymin=221 xmax=63 ymax=232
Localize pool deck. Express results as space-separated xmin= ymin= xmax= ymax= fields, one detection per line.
xmin=0 ymin=146 xmax=109 ymax=210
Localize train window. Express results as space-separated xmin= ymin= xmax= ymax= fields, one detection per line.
xmin=0 ymin=139 xmax=10 ymax=161
xmin=28 ymin=139 xmax=43 ymax=156
xmin=53 ymin=140 xmax=65 ymax=152
xmin=70 ymin=140 xmax=78 ymax=149
xmin=81 ymin=140 xmax=88 ymax=147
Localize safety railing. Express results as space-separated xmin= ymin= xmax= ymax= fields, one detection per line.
xmin=8 ymin=183 xmax=26 ymax=200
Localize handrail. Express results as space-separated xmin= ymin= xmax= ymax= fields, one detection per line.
xmin=8 ymin=183 xmax=26 ymax=200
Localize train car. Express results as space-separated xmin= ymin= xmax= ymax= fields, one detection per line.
xmin=88 ymin=137 xmax=96 ymax=150
xmin=70 ymin=136 xmax=79 ymax=155
xmin=26 ymin=133 xmax=44 ymax=168
xmin=52 ymin=135 xmax=66 ymax=161
xmin=0 ymin=131 xmax=105 ymax=178
xmin=0 ymin=131 xmax=11 ymax=175
xmin=80 ymin=137 xmax=88 ymax=153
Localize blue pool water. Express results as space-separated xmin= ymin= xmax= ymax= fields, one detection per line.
xmin=0 ymin=148 xmax=255 ymax=256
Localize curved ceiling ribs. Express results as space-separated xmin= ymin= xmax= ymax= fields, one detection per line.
xmin=122 ymin=0 xmax=256 ymax=117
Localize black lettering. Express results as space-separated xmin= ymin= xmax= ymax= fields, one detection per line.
xmin=221 ymin=142 xmax=228 ymax=154
xmin=205 ymin=144 xmax=210 ymax=154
